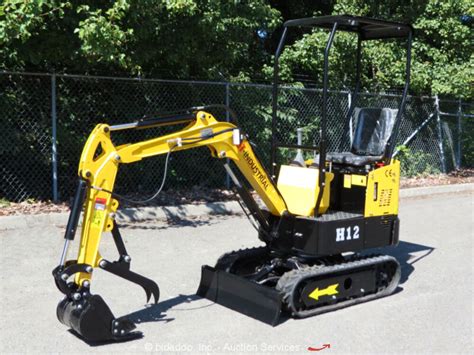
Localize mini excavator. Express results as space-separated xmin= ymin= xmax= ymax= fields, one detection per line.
xmin=53 ymin=15 xmax=413 ymax=342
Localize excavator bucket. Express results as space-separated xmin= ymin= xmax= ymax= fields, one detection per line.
xmin=52 ymin=254 xmax=159 ymax=343
xmin=53 ymin=180 xmax=160 ymax=343
xmin=197 ymin=265 xmax=283 ymax=326
xmin=56 ymin=293 xmax=141 ymax=342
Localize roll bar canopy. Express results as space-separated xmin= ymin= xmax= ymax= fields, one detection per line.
xmin=284 ymin=15 xmax=413 ymax=40
xmin=270 ymin=15 xmax=413 ymax=215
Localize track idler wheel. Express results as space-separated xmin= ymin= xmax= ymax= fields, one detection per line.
xmin=57 ymin=293 xmax=141 ymax=342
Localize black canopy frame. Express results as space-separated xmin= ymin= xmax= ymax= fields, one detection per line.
xmin=270 ymin=15 xmax=413 ymax=215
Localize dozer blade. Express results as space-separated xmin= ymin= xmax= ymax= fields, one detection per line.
xmin=57 ymin=294 xmax=141 ymax=342
xmin=197 ymin=265 xmax=283 ymax=326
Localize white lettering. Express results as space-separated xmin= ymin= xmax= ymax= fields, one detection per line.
xmin=353 ymin=225 xmax=360 ymax=239
xmin=336 ymin=226 xmax=360 ymax=242
xmin=336 ymin=228 xmax=345 ymax=242
xmin=346 ymin=227 xmax=352 ymax=240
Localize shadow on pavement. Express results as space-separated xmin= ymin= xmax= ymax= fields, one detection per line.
xmin=379 ymin=240 xmax=435 ymax=284
xmin=108 ymin=240 xmax=435 ymax=340
xmin=125 ymin=294 xmax=213 ymax=324
xmin=75 ymin=294 xmax=212 ymax=346
xmin=68 ymin=329 xmax=144 ymax=347
xmin=120 ymin=217 xmax=218 ymax=230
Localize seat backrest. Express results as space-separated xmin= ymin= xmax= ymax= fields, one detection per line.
xmin=351 ymin=107 xmax=398 ymax=156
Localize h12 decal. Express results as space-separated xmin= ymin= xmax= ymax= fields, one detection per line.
xmin=336 ymin=226 xmax=360 ymax=242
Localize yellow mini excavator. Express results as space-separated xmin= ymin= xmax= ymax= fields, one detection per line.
xmin=53 ymin=15 xmax=413 ymax=342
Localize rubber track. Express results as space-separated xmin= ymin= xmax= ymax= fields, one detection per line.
xmin=276 ymin=254 xmax=401 ymax=318
xmin=214 ymin=246 xmax=269 ymax=271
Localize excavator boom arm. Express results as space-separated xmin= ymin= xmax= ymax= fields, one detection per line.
xmin=57 ymin=110 xmax=287 ymax=292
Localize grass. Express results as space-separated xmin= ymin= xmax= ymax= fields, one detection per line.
xmin=0 ymin=198 xmax=11 ymax=208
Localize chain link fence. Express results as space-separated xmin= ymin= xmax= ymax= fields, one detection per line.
xmin=438 ymin=99 xmax=474 ymax=172
xmin=1 ymin=72 xmax=472 ymax=203
xmin=1 ymin=74 xmax=52 ymax=202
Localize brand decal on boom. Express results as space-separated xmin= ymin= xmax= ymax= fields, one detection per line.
xmin=242 ymin=149 xmax=269 ymax=190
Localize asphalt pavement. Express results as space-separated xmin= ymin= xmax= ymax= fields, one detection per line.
xmin=0 ymin=191 xmax=472 ymax=354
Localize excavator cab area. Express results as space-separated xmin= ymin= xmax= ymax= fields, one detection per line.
xmin=268 ymin=15 xmax=413 ymax=246
xmin=326 ymin=107 xmax=399 ymax=167
xmin=271 ymin=15 xmax=412 ymax=171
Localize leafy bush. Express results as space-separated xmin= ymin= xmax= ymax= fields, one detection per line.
xmin=396 ymin=145 xmax=441 ymax=177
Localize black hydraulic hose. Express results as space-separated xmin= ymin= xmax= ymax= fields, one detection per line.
xmin=91 ymin=128 xmax=235 ymax=205
xmin=236 ymin=198 xmax=261 ymax=234
xmin=92 ymin=148 xmax=174 ymax=205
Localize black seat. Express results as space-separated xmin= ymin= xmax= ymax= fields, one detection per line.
xmin=325 ymin=107 xmax=397 ymax=166
xmin=325 ymin=151 xmax=382 ymax=166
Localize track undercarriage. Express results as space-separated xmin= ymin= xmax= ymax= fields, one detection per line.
xmin=197 ymin=247 xmax=400 ymax=325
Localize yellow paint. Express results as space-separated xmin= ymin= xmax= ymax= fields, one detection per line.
xmin=364 ymin=160 xmax=400 ymax=217
xmin=343 ymin=174 xmax=352 ymax=188
xmin=233 ymin=140 xmax=287 ymax=216
xmin=309 ymin=283 xmax=339 ymax=301
xmin=344 ymin=174 xmax=367 ymax=188
xmin=277 ymin=165 xmax=333 ymax=216
xmin=351 ymin=174 xmax=367 ymax=186
xmin=73 ymin=111 xmax=289 ymax=286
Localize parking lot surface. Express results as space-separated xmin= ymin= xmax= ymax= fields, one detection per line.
xmin=0 ymin=191 xmax=472 ymax=353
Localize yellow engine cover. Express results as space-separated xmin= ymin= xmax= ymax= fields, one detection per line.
xmin=365 ymin=160 xmax=400 ymax=217
xmin=277 ymin=165 xmax=334 ymax=217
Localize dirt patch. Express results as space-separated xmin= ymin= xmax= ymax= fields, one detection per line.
xmin=0 ymin=188 xmax=237 ymax=216
xmin=0 ymin=200 xmax=70 ymax=217
xmin=1 ymin=169 xmax=472 ymax=216
xmin=400 ymin=168 xmax=474 ymax=188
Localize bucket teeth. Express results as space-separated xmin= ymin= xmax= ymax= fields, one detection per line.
xmin=57 ymin=294 xmax=142 ymax=342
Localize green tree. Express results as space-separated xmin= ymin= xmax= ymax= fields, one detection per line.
xmin=0 ymin=1 xmax=472 ymax=98
xmin=0 ymin=1 xmax=71 ymax=69
xmin=266 ymin=0 xmax=473 ymax=99
xmin=0 ymin=0 xmax=280 ymax=80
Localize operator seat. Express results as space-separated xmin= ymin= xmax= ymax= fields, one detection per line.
xmin=325 ymin=107 xmax=398 ymax=166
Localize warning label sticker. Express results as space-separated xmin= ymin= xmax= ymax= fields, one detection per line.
xmin=94 ymin=197 xmax=107 ymax=210
xmin=92 ymin=210 xmax=104 ymax=227
xmin=92 ymin=197 xmax=107 ymax=226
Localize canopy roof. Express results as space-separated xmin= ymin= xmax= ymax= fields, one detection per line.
xmin=284 ymin=15 xmax=413 ymax=40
